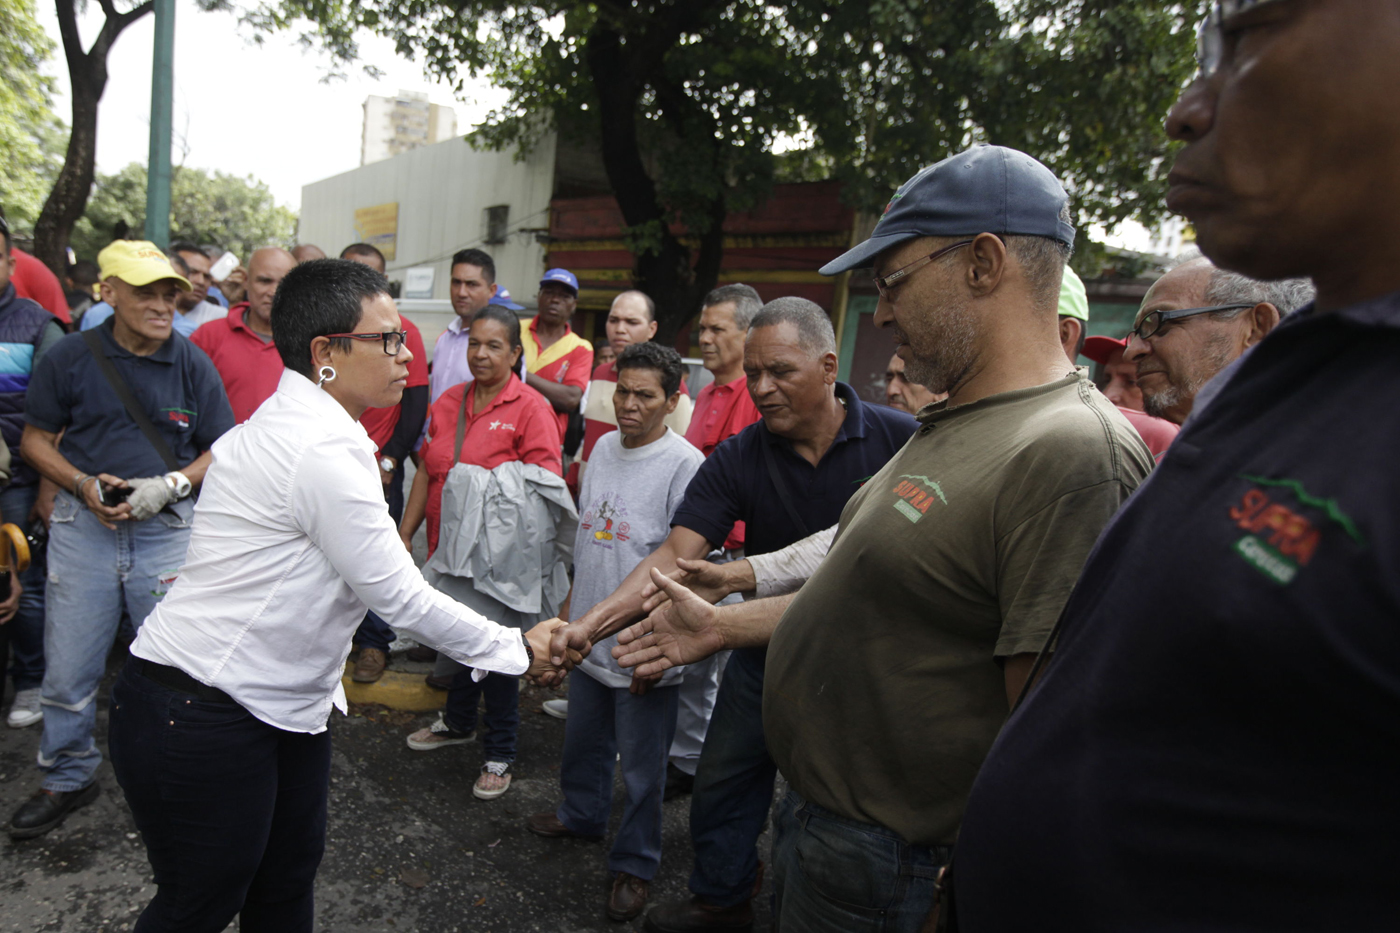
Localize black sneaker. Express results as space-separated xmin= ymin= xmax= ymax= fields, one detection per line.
xmin=8 ymin=783 xmax=101 ymax=840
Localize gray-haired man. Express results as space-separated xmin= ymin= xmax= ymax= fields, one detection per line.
xmin=1124 ymin=254 xmax=1315 ymax=424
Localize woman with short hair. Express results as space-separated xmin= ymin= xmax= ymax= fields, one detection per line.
xmin=108 ymin=259 xmax=566 ymax=932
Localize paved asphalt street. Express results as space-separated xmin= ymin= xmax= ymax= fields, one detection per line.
xmin=0 ymin=653 xmax=777 ymax=932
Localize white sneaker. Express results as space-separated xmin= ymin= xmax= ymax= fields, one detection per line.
xmin=6 ymin=688 xmax=42 ymax=729
xmin=542 ymin=699 xmax=568 ymax=720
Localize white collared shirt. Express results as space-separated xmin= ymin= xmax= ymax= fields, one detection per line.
xmin=131 ymin=368 xmax=528 ymax=734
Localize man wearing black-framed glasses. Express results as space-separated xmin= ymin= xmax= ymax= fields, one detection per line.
xmin=1123 ymin=254 xmax=1312 ymax=424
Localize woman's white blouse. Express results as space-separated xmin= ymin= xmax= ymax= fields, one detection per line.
xmin=131 ymin=368 xmax=528 ymax=733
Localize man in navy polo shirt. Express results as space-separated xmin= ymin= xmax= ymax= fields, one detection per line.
xmin=953 ymin=4 xmax=1400 ymax=930
xmin=547 ymin=296 xmax=917 ymax=932
xmin=7 ymin=241 xmax=234 ymax=840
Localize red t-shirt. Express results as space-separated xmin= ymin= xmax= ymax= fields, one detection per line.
xmin=1118 ymin=406 xmax=1180 ymax=460
xmin=685 ymin=373 xmax=762 ymax=549
xmin=191 ymin=303 xmax=284 ymax=423
xmin=360 ymin=315 xmax=429 ymax=452
xmin=11 ymin=248 xmax=71 ymax=324
xmin=419 ymin=376 xmax=563 ymax=554
xmin=523 ymin=317 xmax=592 ymax=440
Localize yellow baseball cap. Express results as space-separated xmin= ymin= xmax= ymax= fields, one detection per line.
xmin=97 ymin=240 xmax=191 ymax=291
xmin=1057 ymin=266 xmax=1088 ymax=322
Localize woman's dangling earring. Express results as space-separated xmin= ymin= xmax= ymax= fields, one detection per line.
xmin=317 ymin=365 xmax=337 ymax=388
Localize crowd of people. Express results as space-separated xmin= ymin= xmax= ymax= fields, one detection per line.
xmin=0 ymin=2 xmax=1396 ymax=929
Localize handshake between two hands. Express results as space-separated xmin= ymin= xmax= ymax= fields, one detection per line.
xmin=524 ymin=559 xmax=736 ymax=695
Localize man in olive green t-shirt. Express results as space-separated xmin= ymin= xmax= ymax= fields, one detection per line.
xmin=613 ymin=146 xmax=1152 ymax=933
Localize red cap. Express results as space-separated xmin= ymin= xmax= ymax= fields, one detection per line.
xmin=1082 ymin=335 xmax=1127 ymax=365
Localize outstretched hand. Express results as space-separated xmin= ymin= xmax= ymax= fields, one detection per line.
xmin=523 ymin=619 xmax=584 ymax=683
xmin=639 ymin=557 xmax=738 ymax=614
xmin=613 ymin=567 xmax=728 ymax=678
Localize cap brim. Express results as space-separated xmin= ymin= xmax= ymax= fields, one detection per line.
xmin=819 ymin=231 xmax=923 ymax=276
xmin=1082 ymin=335 xmax=1127 ymax=365
xmin=120 ymin=271 xmax=192 ymax=291
xmin=538 ymin=280 xmax=577 ymax=296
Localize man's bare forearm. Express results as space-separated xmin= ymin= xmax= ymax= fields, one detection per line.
xmin=578 ymin=527 xmax=712 ymax=641
xmin=714 ymin=593 xmax=797 ymax=649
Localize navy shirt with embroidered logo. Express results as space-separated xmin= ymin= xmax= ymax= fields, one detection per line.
xmin=955 ymin=295 xmax=1400 ymax=931
xmin=26 ymin=319 xmax=235 ymax=479
xmin=671 ymin=382 xmax=917 ymax=558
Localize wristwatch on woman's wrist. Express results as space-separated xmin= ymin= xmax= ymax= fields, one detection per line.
xmin=521 ymin=632 xmax=534 ymax=668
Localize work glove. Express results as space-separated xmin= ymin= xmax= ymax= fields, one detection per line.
xmin=125 ymin=475 xmax=181 ymax=521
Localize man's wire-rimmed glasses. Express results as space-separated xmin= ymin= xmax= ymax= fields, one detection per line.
xmin=873 ymin=240 xmax=974 ymax=299
xmin=325 ymin=331 xmax=408 ymax=355
xmin=1131 ymin=304 xmax=1254 ymax=341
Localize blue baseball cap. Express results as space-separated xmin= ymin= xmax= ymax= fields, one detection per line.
xmin=488 ymin=286 xmax=525 ymax=311
xmin=820 ymin=145 xmax=1076 ymax=276
xmin=539 ymin=268 xmax=579 ymax=295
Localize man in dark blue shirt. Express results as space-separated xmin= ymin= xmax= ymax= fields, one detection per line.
xmin=545 ymin=297 xmax=916 ymax=929
xmin=8 ymin=241 xmax=234 ymax=840
xmin=954 ymin=4 xmax=1400 ymax=930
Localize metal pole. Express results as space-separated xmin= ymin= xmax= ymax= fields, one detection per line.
xmin=144 ymin=0 xmax=175 ymax=248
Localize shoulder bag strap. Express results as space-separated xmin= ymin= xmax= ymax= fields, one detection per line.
xmin=453 ymin=388 xmax=469 ymax=464
xmin=759 ymin=429 xmax=809 ymax=537
xmin=81 ymin=329 xmax=180 ymax=472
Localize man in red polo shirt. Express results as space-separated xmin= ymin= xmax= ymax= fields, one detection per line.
xmin=191 ymin=247 xmax=296 ymax=422
xmin=573 ymin=290 xmax=692 ymax=490
xmin=524 ymin=269 xmax=593 ymax=444
xmin=686 ymin=285 xmax=762 ymax=459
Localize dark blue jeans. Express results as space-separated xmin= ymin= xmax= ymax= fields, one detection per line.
xmin=353 ymin=464 xmax=404 ymax=653
xmin=557 ymin=670 xmax=678 ymax=880
xmin=445 ymin=668 xmax=519 ymax=762
xmin=688 ymin=647 xmax=776 ymax=907
xmin=109 ymin=661 xmax=331 ymax=933
xmin=772 ymin=790 xmax=951 ymax=932
xmin=0 ymin=483 xmax=46 ymax=692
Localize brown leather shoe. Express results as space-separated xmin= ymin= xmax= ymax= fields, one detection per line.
xmin=526 ymin=811 xmax=602 ymax=841
xmin=608 ymin=872 xmax=649 ymax=922
xmin=643 ymin=896 xmax=753 ymax=932
xmin=425 ymin=672 xmax=453 ymax=690
xmin=351 ymin=648 xmax=387 ymax=683
xmin=406 ymin=644 xmax=437 ymax=663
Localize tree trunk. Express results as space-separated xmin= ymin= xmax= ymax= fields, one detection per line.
xmin=33 ymin=0 xmax=152 ymax=276
xmin=583 ymin=23 xmax=727 ymax=344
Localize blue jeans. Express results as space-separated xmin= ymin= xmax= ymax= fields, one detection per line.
xmin=772 ymin=790 xmax=951 ymax=932
xmin=445 ymin=668 xmax=520 ymax=762
xmin=110 ymin=661 xmax=329 ymax=932
xmin=557 ymin=669 xmax=678 ymax=880
xmin=688 ymin=647 xmax=776 ymax=907
xmin=353 ymin=464 xmax=404 ymax=653
xmin=0 ymin=483 xmax=47 ymax=692
xmin=38 ymin=492 xmax=192 ymax=791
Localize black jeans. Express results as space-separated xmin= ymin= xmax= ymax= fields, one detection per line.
xmin=109 ymin=661 xmax=331 ymax=932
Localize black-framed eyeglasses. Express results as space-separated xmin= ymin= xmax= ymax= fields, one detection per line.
xmin=1131 ymin=304 xmax=1253 ymax=341
xmin=325 ymin=331 xmax=407 ymax=355
xmin=1196 ymin=0 xmax=1287 ymax=77
xmin=873 ymin=240 xmax=974 ymax=299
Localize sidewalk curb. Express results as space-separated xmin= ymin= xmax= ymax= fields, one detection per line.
xmin=341 ymin=665 xmax=444 ymax=712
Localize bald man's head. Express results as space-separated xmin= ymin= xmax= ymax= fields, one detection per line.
xmin=606 ymin=289 xmax=659 ymax=355
xmin=245 ymin=247 xmax=297 ymax=332
xmin=291 ymin=244 xmax=326 ymax=263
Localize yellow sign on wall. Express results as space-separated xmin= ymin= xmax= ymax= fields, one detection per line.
xmin=353 ymin=202 xmax=399 ymax=262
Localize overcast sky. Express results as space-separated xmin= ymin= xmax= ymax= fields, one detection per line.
xmin=36 ymin=0 xmax=503 ymax=209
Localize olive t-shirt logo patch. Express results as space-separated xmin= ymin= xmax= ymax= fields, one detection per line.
xmin=891 ymin=474 xmax=946 ymax=523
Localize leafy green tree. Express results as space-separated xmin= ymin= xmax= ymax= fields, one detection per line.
xmin=71 ymin=162 xmax=297 ymax=262
xmin=248 ymin=0 xmax=1206 ymax=336
xmin=0 ymin=0 xmax=68 ymax=235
